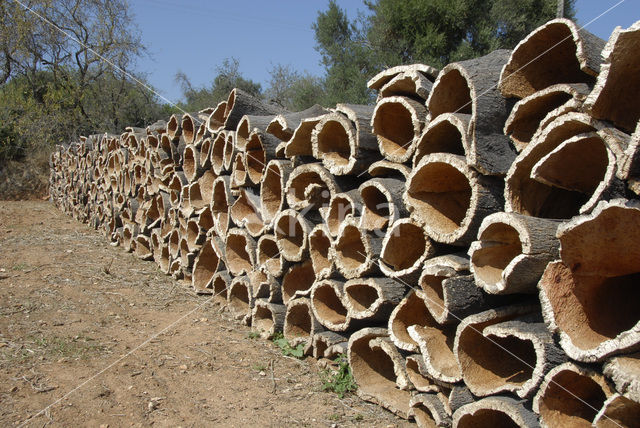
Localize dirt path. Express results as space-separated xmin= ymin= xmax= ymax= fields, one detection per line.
xmin=0 ymin=201 xmax=409 ymax=427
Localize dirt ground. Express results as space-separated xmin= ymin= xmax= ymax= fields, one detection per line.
xmin=0 ymin=200 xmax=411 ymax=427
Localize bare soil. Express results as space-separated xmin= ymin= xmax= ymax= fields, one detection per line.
xmin=0 ymin=200 xmax=410 ymax=427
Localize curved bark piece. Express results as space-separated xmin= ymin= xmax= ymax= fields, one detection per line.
xmin=378 ymin=70 xmax=435 ymax=100
xmin=388 ymin=290 xmax=433 ymax=353
xmin=427 ymin=49 xmax=516 ymax=175
xmin=178 ymin=236 xmax=196 ymax=272
xmin=259 ymin=159 xmax=293 ymax=225
xmin=454 ymin=396 xmax=540 ymax=428
xmin=585 ymin=21 xmax=640 ymax=133
xmin=344 ymin=277 xmax=405 ymax=323
xmin=499 ymin=18 xmax=605 ymax=99
xmin=312 ymin=105 xmax=381 ymax=175
xmin=223 ymin=88 xmax=286 ymax=131
xmin=285 ymin=163 xmax=340 ymax=211
xmin=206 ymin=101 xmax=227 ymax=133
xmin=122 ymin=223 xmax=139 ymax=253
xmin=310 ymin=279 xmax=351 ymax=332
xmin=222 ymin=131 xmax=236 ymax=172
xmin=308 ymin=224 xmax=334 ymax=280
xmin=368 ymin=64 xmax=439 ymax=91
xmin=273 ymin=208 xmax=311 ymax=262
xmin=181 ymin=112 xmax=203 ymax=146
xmin=312 ymin=331 xmax=348 ymax=359
xmin=505 ymin=112 xmax=601 ymax=218
xmin=410 ymin=393 xmax=451 ymax=428
xmin=210 ymin=132 xmax=227 ymax=175
xmin=283 ymin=297 xmax=323 ymax=352
xmin=224 ymin=228 xmax=256 ymax=276
xmin=594 ymin=394 xmax=640 ymax=428
xmin=405 ymin=153 xmax=503 ymax=245
xmin=231 ymin=152 xmax=248 ymax=188
xmin=185 ymin=218 xmax=206 ymax=253
xmin=249 ymin=269 xmax=281 ymax=303
xmin=281 ymin=260 xmax=315 ymax=305
xmin=135 ymin=234 xmax=154 ymax=261
xmin=405 ymin=355 xmax=440 ymax=394
xmin=150 ymin=229 xmax=170 ymax=275
xmin=256 ymin=234 xmax=289 ymax=278
xmin=210 ymin=177 xmax=233 ymax=237
xmin=407 ymin=319 xmax=461 ymax=384
xmin=192 ymin=237 xmax=224 ymax=294
xmin=413 ymin=113 xmax=471 ymax=168
xmin=348 ymin=328 xmax=412 ymax=419
xmin=419 ymin=254 xmax=473 ymax=323
xmin=380 ymin=217 xmax=436 ymax=283
xmin=359 ymin=178 xmax=408 ymax=232
xmin=266 ymin=104 xmax=328 ymax=142
xmin=332 ymin=217 xmax=382 ymax=279
xmin=533 ymin=362 xmax=614 ymax=427
xmin=235 ymin=114 xmax=277 ymax=151
xmin=326 ymin=189 xmax=362 ymax=237
xmin=469 ymin=212 xmax=561 ymax=295
xmin=166 ymin=114 xmax=182 ymax=140
xmin=505 ymin=83 xmax=590 ymax=151
xmin=229 ymin=188 xmax=265 ymax=237
xmin=603 ymin=353 xmax=640 ymax=403
xmin=210 ymin=270 xmax=231 ymax=304
xmin=530 ymin=132 xmax=624 ymax=214
xmin=372 ymin=96 xmax=427 ymax=163
xmin=227 ymin=275 xmax=254 ymax=325
xmin=539 ymin=200 xmax=640 ymax=362
xmin=251 ymin=300 xmax=285 ymax=339
xmin=454 ymin=305 xmax=547 ymax=397
xmin=197 ymin=170 xmax=216 ymax=209
xmin=368 ymin=160 xmax=411 ymax=180
xmin=283 ymin=114 xmax=327 ymax=157
xmin=245 ymin=130 xmax=281 ymax=185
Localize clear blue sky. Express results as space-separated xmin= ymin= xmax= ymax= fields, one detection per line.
xmin=129 ymin=0 xmax=639 ymax=104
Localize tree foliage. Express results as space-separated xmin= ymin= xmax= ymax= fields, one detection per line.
xmin=264 ymin=64 xmax=325 ymax=111
xmin=313 ymin=0 xmax=576 ymax=104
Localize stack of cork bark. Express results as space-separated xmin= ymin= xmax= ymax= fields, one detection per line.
xmin=49 ymin=19 xmax=640 ymax=427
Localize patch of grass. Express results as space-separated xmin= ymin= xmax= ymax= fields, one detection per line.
xmin=247 ymin=331 xmax=261 ymax=340
xmin=252 ymin=363 xmax=267 ymax=372
xmin=271 ymin=332 xmax=305 ymax=359
xmin=33 ymin=335 xmax=104 ymax=359
xmin=11 ymin=263 xmax=30 ymax=271
xmin=320 ymin=354 xmax=357 ymax=398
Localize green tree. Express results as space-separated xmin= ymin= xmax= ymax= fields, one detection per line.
xmin=175 ymin=58 xmax=262 ymax=112
xmin=265 ymin=64 xmax=326 ymax=111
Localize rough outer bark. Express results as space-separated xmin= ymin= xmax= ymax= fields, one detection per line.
xmin=585 ymin=21 xmax=640 ymax=133
xmin=223 ymin=88 xmax=286 ymax=131
xmin=603 ymin=353 xmax=640 ymax=404
xmin=359 ymin=178 xmax=408 ymax=232
xmin=229 ymin=187 xmax=266 ymax=237
xmin=533 ymin=362 xmax=614 ymax=428
xmin=227 ymin=275 xmax=255 ymax=325
xmin=343 ymin=277 xmax=405 ymax=323
xmin=347 ymin=328 xmax=412 ymax=419
xmin=405 ymin=153 xmax=504 ymax=245
xmin=593 ymin=393 xmax=640 ymax=428
xmin=371 ymin=96 xmax=428 ymax=163
xmin=499 ymin=18 xmax=605 ymax=99
xmin=259 ymin=159 xmax=293 ymax=225
xmin=251 ymin=299 xmax=286 ymax=339
xmin=312 ymin=105 xmax=382 ymax=176
xmin=283 ymin=297 xmax=324 ymax=353
xmin=409 ymin=393 xmax=452 ymax=428
xmin=469 ymin=212 xmax=562 ymax=295
xmin=538 ymin=199 xmax=640 ymax=362
xmin=312 ymin=331 xmax=348 ymax=359
xmin=308 ymin=224 xmax=335 ymax=280
xmin=427 ymin=49 xmax=516 ymax=175
xmin=454 ymin=396 xmax=541 ymax=428
xmin=331 ymin=217 xmax=383 ymax=279
xmin=266 ymin=104 xmax=328 ymax=142
xmin=380 ymin=217 xmax=436 ymax=283
xmin=367 ymin=63 xmax=439 ymax=92
xmin=505 ymin=83 xmax=590 ymax=151
xmin=235 ymin=114 xmax=277 ymax=151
